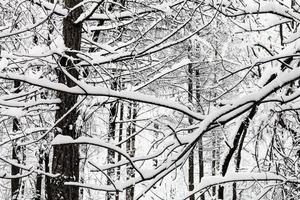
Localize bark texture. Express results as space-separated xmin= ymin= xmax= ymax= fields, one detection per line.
xmin=195 ymin=68 xmax=205 ymax=200
xmin=11 ymin=80 xmax=21 ymax=200
xmin=187 ymin=64 xmax=195 ymax=200
xmin=126 ymin=103 xmax=137 ymax=200
xmin=46 ymin=0 xmax=82 ymax=199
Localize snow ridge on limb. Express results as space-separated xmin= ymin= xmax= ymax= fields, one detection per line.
xmin=51 ymin=135 xmax=145 ymax=179
xmin=206 ymin=0 xmax=300 ymax=21
xmin=31 ymin=0 xmax=184 ymax=22
xmin=0 ymin=170 xmax=34 ymax=179
xmin=0 ymin=2 xmax=56 ymax=39
xmin=189 ymin=64 xmax=300 ymax=138
xmin=0 ymin=156 xmax=59 ymax=178
xmin=51 ymin=135 xmax=185 ymax=198
xmin=171 ymin=64 xmax=300 ymax=183
xmin=0 ymin=98 xmax=61 ymax=108
xmin=0 ymin=72 xmax=205 ymax=121
xmin=184 ymin=172 xmax=286 ymax=199
xmin=132 ymin=58 xmax=191 ymax=91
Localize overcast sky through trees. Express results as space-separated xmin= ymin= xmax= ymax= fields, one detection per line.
xmin=0 ymin=0 xmax=300 ymax=200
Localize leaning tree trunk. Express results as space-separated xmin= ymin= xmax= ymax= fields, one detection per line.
xmin=218 ymin=105 xmax=257 ymax=199
xmin=46 ymin=0 xmax=82 ymax=199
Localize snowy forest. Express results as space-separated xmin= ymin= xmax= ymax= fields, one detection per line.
xmin=1 ymin=0 xmax=300 ymax=199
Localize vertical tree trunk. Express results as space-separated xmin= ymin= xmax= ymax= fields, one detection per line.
xmin=45 ymin=151 xmax=50 ymax=198
xmin=107 ymin=77 xmax=118 ymax=200
xmin=211 ymin=131 xmax=219 ymax=198
xmin=11 ymin=80 xmax=21 ymax=200
xmin=44 ymin=0 xmax=53 ymax=194
xmin=35 ymin=148 xmax=44 ymax=200
xmin=116 ymin=102 xmax=123 ymax=200
xmin=116 ymin=82 xmax=124 ymax=200
xmin=195 ymin=68 xmax=205 ymax=200
xmin=11 ymin=129 xmax=20 ymax=200
xmin=198 ymin=137 xmax=205 ymax=199
xmin=126 ymin=102 xmax=137 ymax=200
xmin=187 ymin=64 xmax=195 ymax=200
xmin=211 ymin=40 xmax=220 ymax=198
xmin=36 ymin=89 xmax=46 ymax=200
xmin=211 ymin=72 xmax=220 ymax=199
xmin=46 ymin=0 xmax=82 ymax=199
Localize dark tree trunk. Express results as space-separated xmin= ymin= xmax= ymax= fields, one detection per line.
xmin=219 ymin=73 xmax=278 ymax=199
xmin=11 ymin=134 xmax=20 ymax=200
xmin=35 ymin=148 xmax=44 ymax=200
xmin=233 ymin=113 xmax=250 ymax=200
xmin=45 ymin=152 xmax=50 ymax=199
xmin=187 ymin=64 xmax=195 ymax=200
xmin=11 ymin=80 xmax=21 ymax=200
xmin=198 ymin=137 xmax=204 ymax=200
xmin=221 ymin=106 xmax=257 ymax=175
xmin=211 ymin=131 xmax=219 ymax=198
xmin=126 ymin=102 xmax=137 ymax=200
xmin=106 ymin=78 xmax=118 ymax=200
xmin=218 ymin=106 xmax=257 ymax=199
xmin=46 ymin=0 xmax=82 ymax=199
xmin=116 ymin=83 xmax=124 ymax=200
xmin=195 ymin=68 xmax=205 ymax=200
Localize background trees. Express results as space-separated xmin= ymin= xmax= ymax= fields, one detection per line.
xmin=0 ymin=0 xmax=300 ymax=199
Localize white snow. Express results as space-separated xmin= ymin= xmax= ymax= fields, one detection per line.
xmin=185 ymin=172 xmax=286 ymax=199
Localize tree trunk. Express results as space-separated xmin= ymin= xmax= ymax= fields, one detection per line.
xmin=187 ymin=64 xmax=195 ymax=200
xmin=11 ymin=80 xmax=21 ymax=200
xmin=11 ymin=129 xmax=20 ymax=200
xmin=218 ymin=106 xmax=257 ymax=199
xmin=46 ymin=0 xmax=82 ymax=199
xmin=211 ymin=130 xmax=219 ymax=198
xmin=116 ymin=83 xmax=124 ymax=200
xmin=233 ymin=114 xmax=250 ymax=200
xmin=126 ymin=102 xmax=137 ymax=200
xmin=45 ymin=152 xmax=50 ymax=199
xmin=35 ymin=148 xmax=44 ymax=200
xmin=198 ymin=137 xmax=205 ymax=200
xmin=195 ymin=66 xmax=205 ymax=200
xmin=106 ymin=77 xmax=118 ymax=200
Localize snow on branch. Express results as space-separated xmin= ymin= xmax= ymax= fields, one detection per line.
xmin=0 ymin=170 xmax=34 ymax=179
xmin=51 ymin=135 xmax=145 ymax=179
xmin=31 ymin=0 xmax=180 ymax=22
xmin=132 ymin=58 xmax=191 ymax=91
xmin=197 ymin=65 xmax=300 ymax=127
xmin=0 ymin=3 xmax=56 ymax=39
xmin=0 ymin=73 xmax=205 ymax=121
xmin=184 ymin=172 xmax=286 ymax=199
xmin=208 ymin=0 xmax=300 ymax=22
xmin=0 ymin=155 xmax=59 ymax=178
